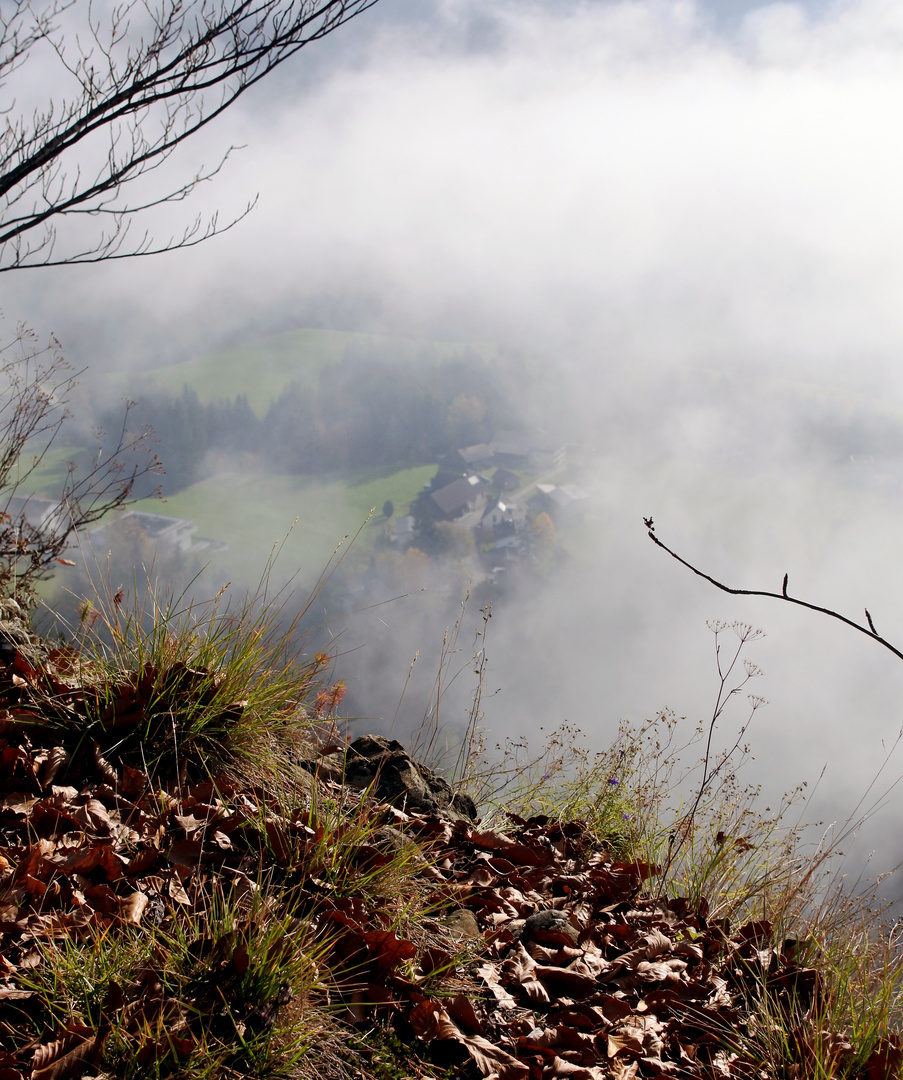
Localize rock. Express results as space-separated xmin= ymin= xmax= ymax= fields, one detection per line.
xmin=372 ymin=825 xmax=427 ymax=865
xmin=444 ymin=908 xmax=481 ymax=940
xmin=522 ymin=909 xmax=580 ymax=945
xmin=451 ymin=790 xmax=478 ymax=820
xmin=0 ymin=599 xmax=43 ymax=665
xmin=300 ymin=734 xmax=478 ymax=821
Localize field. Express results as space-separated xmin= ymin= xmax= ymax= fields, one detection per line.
xmin=128 ymin=327 xmax=498 ymax=415
xmin=31 ymin=324 xmax=504 ymax=586
xmin=132 ymin=463 xmax=436 ymax=585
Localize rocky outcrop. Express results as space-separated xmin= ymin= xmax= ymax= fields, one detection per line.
xmin=304 ymin=733 xmax=478 ymax=821
xmin=0 ymin=596 xmax=43 ymax=665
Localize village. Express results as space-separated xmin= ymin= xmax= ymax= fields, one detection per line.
xmin=0 ymin=428 xmax=588 ymax=599
xmin=393 ymin=429 xmax=588 ymax=576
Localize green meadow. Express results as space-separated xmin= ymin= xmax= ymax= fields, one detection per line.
xmin=130 ymin=327 xmax=499 ymax=415
xmin=57 ymin=324 xmax=505 ymax=584
xmin=133 ymin=463 xmax=436 ymax=585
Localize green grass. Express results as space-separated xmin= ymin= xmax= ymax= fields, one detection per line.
xmin=131 ymin=464 xmax=435 ymax=585
xmin=126 ymin=328 xmax=499 ymax=416
xmin=7 ymin=573 xmax=903 ymax=1078
xmin=3 ymin=442 xmax=86 ymax=499
xmin=133 ymin=329 xmax=356 ymax=414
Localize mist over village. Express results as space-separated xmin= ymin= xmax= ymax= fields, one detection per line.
xmin=6 ymin=0 xmax=903 ymax=1076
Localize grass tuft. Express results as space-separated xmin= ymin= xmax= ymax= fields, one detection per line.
xmin=4 ymin=580 xmax=903 ymax=1077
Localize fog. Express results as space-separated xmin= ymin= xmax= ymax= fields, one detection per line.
xmin=7 ymin=0 xmax=903 ymax=883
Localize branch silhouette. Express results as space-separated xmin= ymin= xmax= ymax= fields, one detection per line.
xmin=0 ymin=0 xmax=380 ymax=269
xmin=645 ymin=519 xmax=903 ymax=664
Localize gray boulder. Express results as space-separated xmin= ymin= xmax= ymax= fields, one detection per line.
xmin=306 ymin=733 xmax=477 ymax=821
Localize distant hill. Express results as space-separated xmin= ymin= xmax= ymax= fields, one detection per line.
xmin=129 ymin=327 xmax=499 ymax=415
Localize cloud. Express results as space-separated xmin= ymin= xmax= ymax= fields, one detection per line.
xmin=52 ymin=0 xmax=887 ymax=385
xmin=8 ymin=0 xmax=903 ymax=882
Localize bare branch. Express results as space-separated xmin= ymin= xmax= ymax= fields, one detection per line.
xmin=0 ymin=0 xmax=381 ymax=269
xmin=645 ymin=519 xmax=903 ymax=664
xmin=0 ymin=322 xmax=162 ymax=605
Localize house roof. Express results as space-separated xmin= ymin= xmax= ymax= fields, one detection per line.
xmin=90 ymin=511 xmax=196 ymax=548
xmin=2 ymin=494 xmax=59 ymax=528
xmin=482 ymin=499 xmax=516 ymax=521
xmin=430 ymin=476 xmax=485 ymax=516
xmin=530 ymin=437 xmax=567 ymax=454
xmin=457 ymin=443 xmax=492 ymax=465
xmin=536 ymin=483 xmax=587 ymax=509
xmin=492 ymin=467 xmax=520 ymax=490
xmin=118 ymin=511 xmax=194 ymax=538
xmin=490 ymin=436 xmax=530 ymax=458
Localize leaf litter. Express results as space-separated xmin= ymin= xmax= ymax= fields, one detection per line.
xmin=0 ymin=641 xmax=899 ymax=1077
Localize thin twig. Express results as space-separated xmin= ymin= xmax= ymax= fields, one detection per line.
xmin=644 ymin=520 xmax=903 ymax=663
xmin=656 ymin=622 xmax=762 ymax=893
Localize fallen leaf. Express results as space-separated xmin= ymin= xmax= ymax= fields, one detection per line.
xmin=31 ymin=1025 xmax=102 ymax=1080
xmin=118 ymin=892 xmax=149 ymax=925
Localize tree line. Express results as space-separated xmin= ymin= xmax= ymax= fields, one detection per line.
xmin=94 ymin=346 xmax=515 ymax=496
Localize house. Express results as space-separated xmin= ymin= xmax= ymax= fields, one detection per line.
xmin=428 ymin=468 xmax=469 ymax=493
xmin=481 ymin=499 xmax=517 ymax=530
xmin=476 ymin=499 xmax=523 ymax=551
xmin=489 ymin=430 xmax=567 ymax=472
xmin=492 ymin=519 xmax=520 ymax=550
xmin=528 ymin=439 xmax=567 ymax=472
xmin=90 ymin=511 xmax=197 ymax=553
xmin=2 ymin=494 xmax=62 ymax=533
xmin=392 ymin=515 xmax=416 ymax=547
xmin=443 ymin=444 xmax=494 ymax=472
xmin=429 ymin=474 xmax=487 ymax=521
xmin=492 ymin=467 xmax=520 ymax=492
xmin=532 ymin=483 xmax=588 ymax=518
xmin=490 ymin=431 xmax=532 ymax=469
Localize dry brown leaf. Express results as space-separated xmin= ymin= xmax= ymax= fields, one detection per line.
xmin=447 ymin=993 xmax=484 ymax=1035
xmin=614 ymin=929 xmax=672 ymax=971
xmin=520 ymin=978 xmax=551 ymax=1004
xmin=533 ymin=965 xmax=596 ymax=998
xmin=412 ymin=1002 xmax=529 ymax=1079
xmin=118 ymin=892 xmax=149 ymax=925
xmin=264 ymin=816 xmax=292 ymax=864
xmin=39 ymin=748 xmax=69 ymax=789
xmin=542 ymin=1057 xmax=608 ymax=1079
xmin=124 ymin=846 xmax=159 ymax=876
xmin=173 ymin=813 xmax=205 ymax=833
xmin=635 ymin=960 xmax=678 ymax=982
xmin=30 ymin=1025 xmax=101 ymax=1080
xmin=606 ymin=1030 xmax=644 ymax=1058
xmin=609 ymin=1060 xmax=639 ymax=1080
xmin=167 ymin=874 xmax=190 ymax=905
xmin=92 ymin=743 xmax=118 ymax=788
xmin=48 ymin=786 xmax=78 ymax=803
xmin=165 ymin=838 xmax=203 ymax=865
xmin=83 ymin=883 xmax=119 ymax=916
xmin=71 ymin=799 xmax=113 ymax=834
xmin=862 ymin=1035 xmax=903 ymax=1080
xmin=120 ymin=765 xmax=147 ymax=799
xmin=476 ymin=962 xmax=517 ymax=1009
xmin=1 ymin=792 xmax=37 ymax=816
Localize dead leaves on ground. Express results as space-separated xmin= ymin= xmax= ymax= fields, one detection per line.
xmin=369 ymin=812 xmax=898 ymax=1080
xmin=0 ymin=765 xmax=898 ymax=1079
xmin=0 ymin=646 xmax=899 ymax=1076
